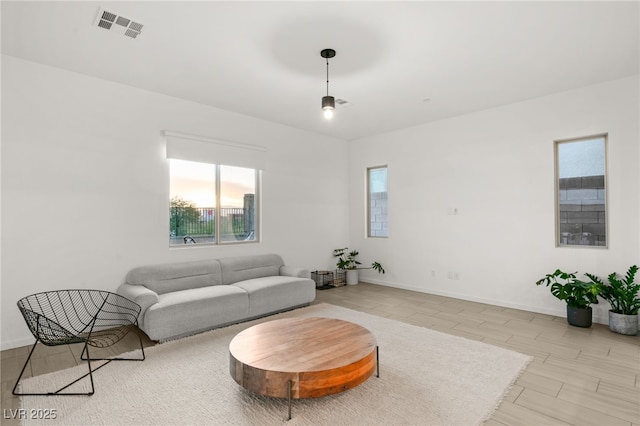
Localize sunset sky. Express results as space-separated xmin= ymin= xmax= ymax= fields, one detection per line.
xmin=169 ymin=159 xmax=255 ymax=208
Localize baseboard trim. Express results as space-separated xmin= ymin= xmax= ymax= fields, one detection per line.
xmin=1 ymin=336 xmax=35 ymax=351
xmin=359 ymin=278 xmax=609 ymax=325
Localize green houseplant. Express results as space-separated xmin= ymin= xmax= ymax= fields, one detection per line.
xmin=333 ymin=248 xmax=385 ymax=285
xmin=535 ymin=269 xmax=601 ymax=327
xmin=586 ymin=265 xmax=640 ymax=335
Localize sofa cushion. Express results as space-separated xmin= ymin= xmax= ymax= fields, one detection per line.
xmin=126 ymin=259 xmax=223 ymax=295
xmin=232 ymin=275 xmax=315 ymax=317
xmin=219 ymin=254 xmax=284 ymax=285
xmin=143 ymin=285 xmax=248 ymax=341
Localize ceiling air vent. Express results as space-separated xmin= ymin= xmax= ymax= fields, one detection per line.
xmin=94 ymin=8 xmax=143 ymax=39
xmin=335 ymin=98 xmax=352 ymax=109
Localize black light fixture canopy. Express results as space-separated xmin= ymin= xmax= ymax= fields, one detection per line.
xmin=320 ymin=48 xmax=336 ymax=59
xmin=321 ymin=49 xmax=336 ymax=119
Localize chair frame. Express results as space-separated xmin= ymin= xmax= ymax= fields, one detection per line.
xmin=12 ymin=290 xmax=146 ymax=396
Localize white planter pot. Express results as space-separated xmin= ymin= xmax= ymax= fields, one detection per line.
xmin=346 ymin=270 xmax=359 ymax=285
xmin=608 ymin=311 xmax=639 ymax=335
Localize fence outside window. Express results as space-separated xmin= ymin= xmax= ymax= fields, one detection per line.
xmin=170 ymin=206 xmax=254 ymax=244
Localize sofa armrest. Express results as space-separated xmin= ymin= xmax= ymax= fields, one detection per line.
xmin=117 ymin=283 xmax=159 ymax=326
xmin=280 ymin=265 xmax=311 ymax=279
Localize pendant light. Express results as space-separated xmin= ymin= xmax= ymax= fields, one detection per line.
xmin=320 ymin=49 xmax=336 ymax=119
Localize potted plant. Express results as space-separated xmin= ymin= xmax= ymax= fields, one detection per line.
xmin=333 ymin=248 xmax=385 ymax=285
xmin=586 ymin=265 xmax=639 ymax=335
xmin=535 ymin=269 xmax=601 ymax=327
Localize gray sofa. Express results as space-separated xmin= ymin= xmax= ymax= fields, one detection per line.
xmin=117 ymin=254 xmax=315 ymax=341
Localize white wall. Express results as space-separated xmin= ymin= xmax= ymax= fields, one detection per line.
xmin=348 ymin=75 xmax=640 ymax=324
xmin=1 ymin=55 xmax=349 ymax=349
xmin=2 ymin=55 xmax=638 ymax=350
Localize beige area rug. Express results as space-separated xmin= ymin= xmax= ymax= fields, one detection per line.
xmin=20 ymin=303 xmax=531 ymax=425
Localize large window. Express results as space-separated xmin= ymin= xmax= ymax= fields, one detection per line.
xmin=555 ymin=134 xmax=607 ymax=247
xmin=169 ymin=159 xmax=258 ymax=246
xmin=165 ymin=130 xmax=265 ymax=247
xmin=367 ymin=166 xmax=388 ymax=238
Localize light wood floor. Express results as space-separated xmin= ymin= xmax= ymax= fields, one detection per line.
xmin=2 ymin=282 xmax=639 ymax=425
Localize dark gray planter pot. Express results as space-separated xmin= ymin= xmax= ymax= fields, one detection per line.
xmin=566 ymin=306 xmax=592 ymax=328
xmin=608 ymin=311 xmax=639 ymax=335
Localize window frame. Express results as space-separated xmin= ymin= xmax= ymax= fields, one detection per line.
xmin=366 ymin=165 xmax=388 ymax=239
xmin=554 ymin=133 xmax=608 ymax=249
xmin=169 ymin=159 xmax=260 ymax=247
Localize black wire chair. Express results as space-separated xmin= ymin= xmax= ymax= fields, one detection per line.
xmin=12 ymin=290 xmax=145 ymax=396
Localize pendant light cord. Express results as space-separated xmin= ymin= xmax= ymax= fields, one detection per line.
xmin=326 ymin=58 xmax=330 ymax=97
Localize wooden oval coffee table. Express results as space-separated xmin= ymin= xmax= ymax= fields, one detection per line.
xmin=229 ymin=317 xmax=378 ymax=419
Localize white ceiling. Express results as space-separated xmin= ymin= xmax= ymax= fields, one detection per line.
xmin=2 ymin=1 xmax=638 ymax=141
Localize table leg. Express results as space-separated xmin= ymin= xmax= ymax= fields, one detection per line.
xmin=287 ymin=380 xmax=292 ymax=420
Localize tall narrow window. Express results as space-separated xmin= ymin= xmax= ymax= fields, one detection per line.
xmin=367 ymin=166 xmax=388 ymax=238
xmin=169 ymin=159 xmax=258 ymax=246
xmin=555 ymin=134 xmax=607 ymax=247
